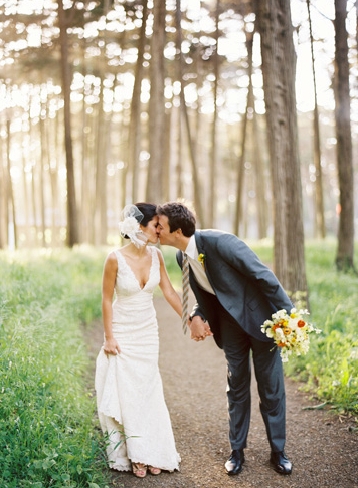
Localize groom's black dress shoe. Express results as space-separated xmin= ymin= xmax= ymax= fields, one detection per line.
xmin=225 ymin=449 xmax=245 ymax=475
xmin=270 ymin=451 xmax=292 ymax=475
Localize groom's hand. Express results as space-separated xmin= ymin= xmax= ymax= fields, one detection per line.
xmin=189 ymin=316 xmax=213 ymax=341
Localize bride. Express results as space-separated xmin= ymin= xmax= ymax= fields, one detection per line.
xmin=95 ymin=203 xmax=182 ymax=478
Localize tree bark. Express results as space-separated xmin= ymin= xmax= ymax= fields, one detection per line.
xmin=57 ymin=0 xmax=78 ymax=247
xmin=6 ymin=118 xmax=17 ymax=249
xmin=146 ymin=0 xmax=166 ymax=203
xmin=129 ymin=0 xmax=148 ymax=203
xmin=256 ymin=0 xmax=308 ymax=302
xmin=208 ymin=0 xmax=220 ymax=227
xmin=94 ymin=0 xmax=111 ymax=245
xmin=233 ymin=30 xmax=254 ymax=236
xmin=334 ymin=0 xmax=355 ymax=271
xmin=252 ymin=106 xmax=268 ymax=240
xmin=174 ymin=0 xmax=204 ymax=226
xmin=0 ymin=130 xmax=4 ymax=249
xmin=307 ymin=0 xmax=326 ymax=239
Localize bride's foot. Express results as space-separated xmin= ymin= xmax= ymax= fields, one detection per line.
xmin=148 ymin=466 xmax=161 ymax=475
xmin=132 ymin=463 xmax=147 ymax=478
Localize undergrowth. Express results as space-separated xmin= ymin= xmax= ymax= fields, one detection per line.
xmin=0 ymin=240 xmax=356 ymax=488
xmin=0 ymin=246 xmax=108 ymax=488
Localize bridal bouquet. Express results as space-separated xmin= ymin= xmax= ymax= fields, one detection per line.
xmin=261 ymin=308 xmax=321 ymax=362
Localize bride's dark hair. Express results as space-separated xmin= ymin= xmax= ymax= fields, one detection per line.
xmin=135 ymin=202 xmax=157 ymax=227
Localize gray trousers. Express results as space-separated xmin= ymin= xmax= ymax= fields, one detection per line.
xmin=214 ymin=297 xmax=286 ymax=453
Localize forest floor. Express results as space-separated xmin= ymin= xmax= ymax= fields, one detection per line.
xmin=85 ymin=293 xmax=358 ymax=488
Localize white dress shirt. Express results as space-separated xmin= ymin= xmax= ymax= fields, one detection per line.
xmin=184 ymin=235 xmax=215 ymax=295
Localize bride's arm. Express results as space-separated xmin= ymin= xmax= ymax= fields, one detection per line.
xmin=157 ymin=249 xmax=182 ymax=317
xmin=102 ymin=252 xmax=121 ymax=354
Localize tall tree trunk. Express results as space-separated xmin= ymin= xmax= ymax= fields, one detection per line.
xmin=0 ymin=122 xmax=4 ymax=249
xmin=79 ymin=38 xmax=89 ymax=244
xmin=174 ymin=0 xmax=204 ymax=225
xmin=30 ymin=146 xmax=38 ymax=245
xmin=57 ymin=0 xmax=78 ymax=247
xmin=233 ymin=95 xmax=248 ymax=236
xmin=208 ymin=0 xmax=220 ymax=227
xmin=173 ymin=97 xmax=183 ymax=199
xmin=129 ymin=0 xmax=148 ymax=203
xmin=94 ymin=0 xmax=111 ymax=245
xmin=49 ymin=112 xmax=60 ymax=247
xmin=356 ymin=0 xmax=358 ymax=67
xmin=6 ymin=118 xmax=17 ymax=249
xmin=39 ymin=109 xmax=47 ymax=247
xmin=252 ymin=112 xmax=268 ymax=239
xmin=256 ymin=0 xmax=308 ymax=302
xmin=162 ymin=108 xmax=172 ymax=203
xmin=233 ymin=30 xmax=253 ymax=236
xmin=307 ymin=0 xmax=325 ymax=239
xmin=21 ymin=118 xmax=30 ymax=246
xmin=334 ymin=0 xmax=355 ymax=271
xmin=146 ymin=0 xmax=166 ymax=203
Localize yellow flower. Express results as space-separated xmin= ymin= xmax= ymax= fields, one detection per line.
xmin=260 ymin=308 xmax=321 ymax=362
xmin=198 ymin=253 xmax=205 ymax=264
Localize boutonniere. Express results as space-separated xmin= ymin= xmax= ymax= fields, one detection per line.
xmin=198 ymin=253 xmax=205 ymax=265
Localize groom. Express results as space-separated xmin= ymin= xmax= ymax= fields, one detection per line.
xmin=156 ymin=201 xmax=293 ymax=476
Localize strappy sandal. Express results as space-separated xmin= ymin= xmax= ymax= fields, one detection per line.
xmin=132 ymin=462 xmax=147 ymax=478
xmin=148 ymin=466 xmax=161 ymax=475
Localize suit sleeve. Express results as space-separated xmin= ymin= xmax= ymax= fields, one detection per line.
xmin=216 ymin=234 xmax=293 ymax=310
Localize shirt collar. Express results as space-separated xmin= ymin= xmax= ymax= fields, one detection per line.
xmin=184 ymin=234 xmax=198 ymax=260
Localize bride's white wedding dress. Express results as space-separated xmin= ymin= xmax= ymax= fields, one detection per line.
xmin=95 ymin=246 xmax=180 ymax=472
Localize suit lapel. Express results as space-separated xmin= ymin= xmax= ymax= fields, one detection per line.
xmin=195 ymin=230 xmax=205 ymax=255
xmin=195 ymin=230 xmax=210 ymax=275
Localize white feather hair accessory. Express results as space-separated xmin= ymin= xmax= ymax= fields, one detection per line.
xmin=118 ymin=204 xmax=148 ymax=248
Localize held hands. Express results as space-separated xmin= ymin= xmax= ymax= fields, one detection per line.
xmin=103 ymin=337 xmax=121 ymax=355
xmin=189 ymin=315 xmax=213 ymax=342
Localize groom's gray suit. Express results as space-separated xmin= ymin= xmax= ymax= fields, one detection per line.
xmin=177 ymin=229 xmax=293 ymax=453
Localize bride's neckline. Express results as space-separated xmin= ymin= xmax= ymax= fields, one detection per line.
xmin=117 ymin=247 xmax=154 ymax=290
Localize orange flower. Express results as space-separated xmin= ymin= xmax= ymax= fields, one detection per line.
xmin=283 ymin=327 xmax=292 ymax=335
xmin=297 ymin=320 xmax=306 ymax=328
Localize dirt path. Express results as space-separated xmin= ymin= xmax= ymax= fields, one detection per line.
xmin=87 ymin=294 xmax=358 ymax=488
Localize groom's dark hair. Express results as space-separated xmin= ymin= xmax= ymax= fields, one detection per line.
xmin=157 ymin=201 xmax=196 ymax=237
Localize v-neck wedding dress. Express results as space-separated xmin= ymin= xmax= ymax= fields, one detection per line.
xmin=95 ymin=246 xmax=180 ymax=472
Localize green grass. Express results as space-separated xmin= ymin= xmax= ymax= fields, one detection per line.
xmin=291 ymin=240 xmax=358 ymax=414
xmin=0 ymin=247 xmax=109 ymax=488
xmin=0 ymin=240 xmax=356 ymax=487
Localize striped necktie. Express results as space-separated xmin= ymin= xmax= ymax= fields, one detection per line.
xmin=181 ymin=253 xmax=190 ymax=334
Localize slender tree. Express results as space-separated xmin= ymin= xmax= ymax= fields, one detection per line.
xmin=256 ymin=0 xmax=308 ymax=300
xmin=307 ymin=0 xmax=325 ymax=238
xmin=252 ymin=109 xmax=268 ymax=239
xmin=208 ymin=0 xmax=220 ymax=227
xmin=233 ymin=29 xmax=254 ymax=236
xmin=334 ymin=0 xmax=355 ymax=272
xmin=57 ymin=0 xmax=78 ymax=247
xmin=39 ymin=106 xmax=47 ymax=247
xmin=0 ymin=112 xmax=6 ymax=249
xmin=94 ymin=0 xmax=112 ymax=245
xmin=5 ymin=117 xmax=17 ymax=249
xmin=146 ymin=0 xmax=166 ymax=203
xmin=129 ymin=0 xmax=149 ymax=203
xmin=174 ymin=1 xmax=205 ymax=225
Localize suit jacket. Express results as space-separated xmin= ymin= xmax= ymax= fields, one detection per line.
xmin=177 ymin=229 xmax=293 ymax=347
